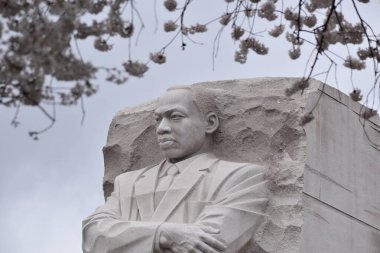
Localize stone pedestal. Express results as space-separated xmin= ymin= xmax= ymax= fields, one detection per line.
xmin=102 ymin=77 xmax=380 ymax=252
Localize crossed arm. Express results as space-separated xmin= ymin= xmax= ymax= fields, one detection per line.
xmin=82 ymin=165 xmax=268 ymax=253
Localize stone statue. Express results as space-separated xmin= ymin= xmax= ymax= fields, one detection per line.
xmin=85 ymin=78 xmax=380 ymax=253
xmin=82 ymin=86 xmax=269 ymax=253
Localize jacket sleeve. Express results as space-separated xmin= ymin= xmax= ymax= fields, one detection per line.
xmin=82 ymin=175 xmax=161 ymax=253
xmin=195 ymin=164 xmax=269 ymax=253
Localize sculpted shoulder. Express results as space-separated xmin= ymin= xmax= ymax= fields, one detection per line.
xmin=215 ymin=159 xmax=266 ymax=175
xmin=114 ymin=162 xmax=161 ymax=182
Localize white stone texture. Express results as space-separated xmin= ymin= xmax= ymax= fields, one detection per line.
xmin=103 ymin=77 xmax=380 ymax=252
xmin=301 ymin=84 xmax=380 ymax=252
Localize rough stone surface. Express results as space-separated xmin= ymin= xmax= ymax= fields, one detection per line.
xmin=102 ymin=77 xmax=380 ymax=252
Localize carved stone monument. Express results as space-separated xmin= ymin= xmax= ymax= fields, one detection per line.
xmin=84 ymin=77 xmax=380 ymax=253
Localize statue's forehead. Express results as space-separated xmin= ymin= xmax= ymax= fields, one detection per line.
xmin=154 ymin=104 xmax=189 ymax=115
xmin=156 ymin=90 xmax=195 ymax=112
xmin=159 ymin=89 xmax=193 ymax=102
xmin=158 ymin=90 xmax=193 ymax=107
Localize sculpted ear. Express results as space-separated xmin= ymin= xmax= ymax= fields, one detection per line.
xmin=205 ymin=112 xmax=219 ymax=134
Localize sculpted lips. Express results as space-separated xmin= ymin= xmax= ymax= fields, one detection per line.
xmin=157 ymin=136 xmax=176 ymax=149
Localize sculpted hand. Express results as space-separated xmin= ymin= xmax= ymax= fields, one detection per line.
xmin=158 ymin=223 xmax=226 ymax=253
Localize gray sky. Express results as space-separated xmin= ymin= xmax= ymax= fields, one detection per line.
xmin=0 ymin=1 xmax=379 ymax=252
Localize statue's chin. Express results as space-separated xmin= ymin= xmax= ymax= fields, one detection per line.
xmin=160 ymin=149 xmax=191 ymax=162
xmin=160 ymin=149 xmax=179 ymax=159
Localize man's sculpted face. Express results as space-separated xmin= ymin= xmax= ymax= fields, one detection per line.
xmin=154 ymin=89 xmax=208 ymax=161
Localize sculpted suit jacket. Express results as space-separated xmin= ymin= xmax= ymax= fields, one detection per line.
xmin=82 ymin=153 xmax=268 ymax=253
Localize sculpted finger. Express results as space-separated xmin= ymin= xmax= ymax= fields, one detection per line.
xmin=189 ymin=248 xmax=203 ymax=253
xmin=199 ymin=225 xmax=220 ymax=234
xmin=174 ymin=246 xmax=201 ymax=253
xmin=200 ymin=234 xmax=226 ymax=251
xmin=195 ymin=242 xmax=220 ymax=253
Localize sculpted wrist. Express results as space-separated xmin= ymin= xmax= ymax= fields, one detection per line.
xmin=154 ymin=223 xmax=167 ymax=251
xmin=156 ymin=223 xmax=170 ymax=250
xmin=159 ymin=233 xmax=170 ymax=249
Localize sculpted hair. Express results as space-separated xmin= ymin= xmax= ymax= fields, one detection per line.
xmin=166 ymin=85 xmax=220 ymax=118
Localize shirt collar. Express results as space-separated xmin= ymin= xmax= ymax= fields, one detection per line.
xmin=159 ymin=153 xmax=208 ymax=177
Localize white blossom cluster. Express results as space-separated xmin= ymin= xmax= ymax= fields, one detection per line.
xmin=284 ymin=8 xmax=317 ymax=30
xmin=235 ymin=37 xmax=268 ymax=63
xmin=300 ymin=112 xmax=315 ymax=126
xmin=343 ymin=56 xmax=366 ymax=70
xmin=60 ymin=81 xmax=97 ymax=106
xmin=0 ymin=0 xmax=127 ymax=107
xmin=189 ymin=24 xmax=208 ymax=34
xmin=289 ymin=47 xmax=301 ymax=60
xmin=349 ymin=89 xmax=363 ymax=102
xmin=164 ymin=21 xmax=178 ymax=32
xmin=0 ymin=0 xmax=378 ymax=124
xmin=181 ymin=23 xmax=208 ymax=35
xmin=258 ymin=1 xmax=277 ymax=21
xmin=123 ymin=60 xmax=149 ymax=77
xmin=306 ymin=0 xmax=347 ymax=12
xmin=150 ymin=52 xmax=167 ymax=64
xmin=164 ymin=0 xmax=177 ymax=12
xmin=361 ymin=107 xmax=378 ymax=119
xmin=106 ymin=68 xmax=129 ymax=85
xmin=357 ymin=47 xmax=380 ymax=62
xmin=231 ymin=26 xmax=245 ymax=40
xmin=269 ymin=25 xmax=285 ymax=37
xmin=94 ymin=38 xmax=113 ymax=52
xmin=285 ymin=79 xmax=310 ymax=97
xmin=219 ymin=13 xmax=232 ymax=26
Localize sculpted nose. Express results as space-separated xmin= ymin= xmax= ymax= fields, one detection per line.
xmin=156 ymin=118 xmax=171 ymax=134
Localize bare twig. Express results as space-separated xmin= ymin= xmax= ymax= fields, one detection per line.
xmin=180 ymin=0 xmax=191 ymax=50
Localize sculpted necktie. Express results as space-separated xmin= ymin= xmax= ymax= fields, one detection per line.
xmin=154 ymin=164 xmax=180 ymax=208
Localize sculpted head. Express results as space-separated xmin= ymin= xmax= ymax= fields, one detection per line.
xmin=154 ymin=86 xmax=220 ymax=162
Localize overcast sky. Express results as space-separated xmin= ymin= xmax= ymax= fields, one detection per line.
xmin=1 ymin=1 xmax=379 ymax=253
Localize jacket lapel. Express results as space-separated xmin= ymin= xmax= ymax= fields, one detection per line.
xmin=118 ymin=168 xmax=146 ymax=220
xmin=151 ymin=154 xmax=219 ymax=222
xmin=134 ymin=160 xmax=164 ymax=221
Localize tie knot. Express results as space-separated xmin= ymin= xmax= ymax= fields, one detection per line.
xmin=166 ymin=165 xmax=179 ymax=176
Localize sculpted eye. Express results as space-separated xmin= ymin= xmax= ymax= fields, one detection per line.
xmin=170 ymin=113 xmax=184 ymax=120
xmin=154 ymin=116 xmax=162 ymax=123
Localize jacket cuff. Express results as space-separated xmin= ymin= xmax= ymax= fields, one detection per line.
xmin=153 ymin=222 xmax=164 ymax=253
